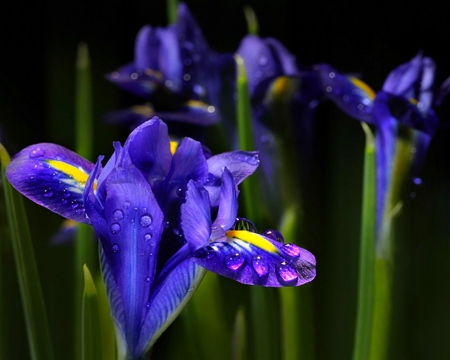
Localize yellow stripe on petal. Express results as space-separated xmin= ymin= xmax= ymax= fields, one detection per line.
xmin=170 ymin=141 xmax=179 ymax=155
xmin=226 ymin=230 xmax=278 ymax=254
xmin=46 ymin=160 xmax=90 ymax=184
xmin=409 ymin=97 xmax=418 ymax=105
xmin=349 ymin=77 xmax=376 ymax=100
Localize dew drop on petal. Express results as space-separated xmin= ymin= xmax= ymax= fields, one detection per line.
xmin=193 ymin=246 xmax=216 ymax=259
xmin=205 ymin=173 xmax=217 ymax=186
xmin=262 ymin=229 xmax=284 ymax=243
xmin=258 ymin=55 xmax=268 ymax=66
xmin=123 ymin=201 xmax=130 ymax=209
xmin=140 ymin=214 xmax=152 ymax=227
xmin=71 ymin=202 xmax=79 ymax=209
xmin=29 ymin=147 xmax=45 ymax=158
xmin=145 ymin=276 xmax=151 ymax=282
xmin=252 ymin=255 xmax=269 ymax=277
xmin=110 ymin=223 xmax=121 ymax=234
xmin=112 ymin=244 xmax=120 ymax=253
xmin=44 ymin=189 xmax=53 ymax=198
xmin=113 ymin=209 xmax=124 ymax=220
xmin=176 ymin=187 xmax=185 ymax=198
xmin=225 ymin=253 xmax=245 ymax=270
xmin=280 ymin=243 xmax=301 ymax=258
xmin=276 ymin=261 xmax=298 ymax=285
xmin=144 ymin=233 xmax=152 ymax=241
xmin=146 ymin=302 xmax=151 ymax=309
xmin=233 ymin=218 xmax=257 ymax=233
xmin=164 ymin=221 xmax=170 ymax=229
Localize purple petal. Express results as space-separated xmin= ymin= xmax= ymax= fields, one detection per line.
xmin=205 ymin=151 xmax=259 ymax=207
xmin=86 ymin=166 xmax=164 ymax=356
xmin=155 ymin=100 xmax=220 ymax=126
xmin=315 ymin=63 xmax=375 ymax=123
xmin=157 ymin=27 xmax=182 ymax=92
xmin=211 ymin=168 xmax=238 ymax=232
xmin=124 ymin=117 xmax=172 ymax=186
xmin=6 ymin=143 xmax=94 ymax=224
xmin=102 ymin=105 xmax=155 ymax=127
xmin=181 ymin=180 xmax=212 ymax=252
xmin=192 ymin=230 xmax=316 ymax=287
xmin=134 ymin=25 xmax=161 ymax=71
xmin=137 ymin=255 xmax=206 ymax=355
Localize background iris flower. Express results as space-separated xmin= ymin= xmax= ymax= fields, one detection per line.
xmin=316 ymin=53 xmax=439 ymax=251
xmin=5 ymin=116 xmax=316 ymax=359
xmin=106 ymin=3 xmax=223 ymax=128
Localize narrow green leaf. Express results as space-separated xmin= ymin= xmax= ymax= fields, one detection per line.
xmin=243 ymin=6 xmax=258 ymax=35
xmin=75 ymin=42 xmax=96 ymax=360
xmin=82 ymin=264 xmax=102 ymax=360
xmin=279 ymin=206 xmax=315 ymax=360
xmin=232 ymin=306 xmax=247 ymax=360
xmin=352 ymin=123 xmax=376 ymax=360
xmin=0 ymin=143 xmax=55 ymax=360
xmin=166 ymin=0 xmax=178 ymax=24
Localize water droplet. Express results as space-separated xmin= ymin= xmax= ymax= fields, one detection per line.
xmin=207 ymin=106 xmax=215 ymax=113
xmin=29 ymin=147 xmax=45 ymax=158
xmin=140 ymin=214 xmax=152 ymax=227
xmin=63 ymin=189 xmax=71 ymax=198
xmin=164 ymin=221 xmax=170 ymax=229
xmin=183 ymin=73 xmax=191 ymax=81
xmin=165 ymin=80 xmax=173 ymax=88
xmin=61 ymin=198 xmax=68 ymax=204
xmin=225 ymin=253 xmax=245 ymax=270
xmin=145 ymin=276 xmax=151 ymax=282
xmin=133 ymin=207 xmax=138 ymax=212
xmin=44 ymin=189 xmax=53 ymax=198
xmin=176 ymin=187 xmax=185 ymax=198
xmin=326 ymin=86 xmax=332 ymax=93
xmin=71 ymin=202 xmax=79 ymax=209
xmin=193 ymin=246 xmax=216 ymax=259
xmin=258 ymin=55 xmax=268 ymax=66
xmin=262 ymin=229 xmax=284 ymax=243
xmin=205 ymin=173 xmax=217 ymax=186
xmin=110 ymin=223 xmax=121 ymax=234
xmin=252 ymin=255 xmax=269 ymax=277
xmin=280 ymin=243 xmax=301 ymax=258
xmin=113 ymin=209 xmax=124 ymax=220
xmin=112 ymin=244 xmax=120 ymax=253
xmin=276 ymin=261 xmax=298 ymax=285
xmin=123 ymin=201 xmax=130 ymax=209
xmin=140 ymin=252 xmax=145 ymax=256
xmin=144 ymin=233 xmax=152 ymax=241
xmin=131 ymin=73 xmax=138 ymax=80
xmin=233 ymin=218 xmax=257 ymax=233
xmin=413 ymin=177 xmax=422 ymax=185
xmin=329 ymin=72 xmax=335 ymax=78
xmin=146 ymin=302 xmax=151 ymax=309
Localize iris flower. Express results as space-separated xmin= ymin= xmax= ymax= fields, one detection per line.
xmin=6 ymin=117 xmax=316 ymax=359
xmin=106 ymin=3 xmax=223 ymax=128
xmin=315 ymin=53 xmax=439 ymax=253
xmin=236 ymin=35 xmax=322 ymax=220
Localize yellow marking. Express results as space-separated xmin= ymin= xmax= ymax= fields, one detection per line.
xmin=144 ymin=68 xmax=163 ymax=80
xmin=131 ymin=105 xmax=154 ymax=117
xmin=47 ymin=160 xmax=89 ymax=184
xmin=349 ymin=77 xmax=376 ymax=100
xmin=170 ymin=141 xmax=179 ymax=155
xmin=186 ymin=100 xmax=207 ymax=108
xmin=62 ymin=219 xmax=77 ymax=229
xmin=409 ymin=98 xmax=418 ymax=105
xmin=226 ymin=230 xmax=278 ymax=253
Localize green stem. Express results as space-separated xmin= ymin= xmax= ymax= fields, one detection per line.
xmin=166 ymin=0 xmax=178 ymax=24
xmin=0 ymin=144 xmax=55 ymax=360
xmin=243 ymin=6 xmax=258 ymax=35
xmin=352 ymin=123 xmax=376 ymax=360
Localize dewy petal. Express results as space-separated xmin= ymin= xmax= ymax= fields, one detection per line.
xmin=137 ymin=252 xmax=206 ymax=355
xmin=181 ymin=180 xmax=212 ymax=252
xmin=315 ymin=63 xmax=375 ymax=123
xmin=211 ymin=167 xmax=238 ymax=232
xmin=205 ymin=151 xmax=259 ymax=207
xmin=6 ymin=143 xmax=94 ymax=224
xmin=86 ymin=166 xmax=164 ymax=357
xmin=156 ymin=100 xmax=221 ymax=126
xmin=192 ymin=230 xmax=316 ymax=287
xmin=157 ymin=27 xmax=182 ymax=93
xmin=124 ymin=117 xmax=172 ymax=185
xmin=134 ymin=25 xmax=161 ymax=71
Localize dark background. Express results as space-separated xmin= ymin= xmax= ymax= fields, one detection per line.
xmin=1 ymin=1 xmax=450 ymax=359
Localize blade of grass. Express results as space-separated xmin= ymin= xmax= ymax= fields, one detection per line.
xmin=0 ymin=143 xmax=54 ymax=360
xmin=352 ymin=123 xmax=376 ymax=360
xmin=82 ymin=264 xmax=102 ymax=360
xmin=75 ymin=42 xmax=96 ymax=360
xmin=232 ymin=306 xmax=247 ymax=360
xmin=243 ymin=6 xmax=258 ymax=35
xmin=166 ymin=0 xmax=178 ymax=24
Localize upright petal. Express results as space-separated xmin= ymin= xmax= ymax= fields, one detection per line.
xmin=211 ymin=167 xmax=238 ymax=232
xmin=6 ymin=143 xmax=94 ymax=223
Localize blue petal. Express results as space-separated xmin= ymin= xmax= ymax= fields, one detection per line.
xmin=137 ymin=252 xmax=206 ymax=355
xmin=315 ymin=63 xmax=375 ymax=123
xmin=181 ymin=180 xmax=212 ymax=252
xmin=205 ymin=151 xmax=260 ymax=207
xmin=211 ymin=167 xmax=238 ymax=232
xmin=6 ymin=143 xmax=94 ymax=223
xmin=192 ymin=230 xmax=316 ymax=287
xmin=156 ymin=100 xmax=221 ymax=126
xmin=102 ymin=105 xmax=155 ymax=127
xmin=156 ymin=27 xmax=183 ymax=92
xmin=124 ymin=117 xmax=172 ymax=186
xmin=86 ymin=166 xmax=164 ymax=357
xmin=134 ymin=25 xmax=161 ymax=71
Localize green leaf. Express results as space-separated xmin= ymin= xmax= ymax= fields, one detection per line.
xmin=352 ymin=123 xmax=376 ymax=360
xmin=243 ymin=6 xmax=258 ymax=35
xmin=82 ymin=264 xmax=102 ymax=360
xmin=166 ymin=0 xmax=178 ymax=24
xmin=0 ymin=143 xmax=55 ymax=360
xmin=232 ymin=306 xmax=247 ymax=360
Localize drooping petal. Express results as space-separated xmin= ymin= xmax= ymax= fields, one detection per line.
xmin=205 ymin=151 xmax=259 ymax=207
xmin=86 ymin=166 xmax=164 ymax=357
xmin=124 ymin=117 xmax=172 ymax=185
xmin=192 ymin=230 xmax=316 ymax=287
xmin=156 ymin=100 xmax=220 ymax=126
xmin=6 ymin=143 xmax=94 ymax=223
xmin=137 ymin=250 xmax=206 ymax=355
xmin=181 ymin=180 xmax=212 ymax=252
xmin=315 ymin=63 xmax=375 ymax=123
xmin=211 ymin=167 xmax=238 ymax=232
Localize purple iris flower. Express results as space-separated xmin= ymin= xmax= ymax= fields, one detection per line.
xmin=5 ymin=117 xmax=316 ymax=358
xmin=236 ymin=35 xmax=322 ymax=220
xmin=106 ymin=3 xmax=222 ymax=128
xmin=315 ymin=53 xmax=439 ymax=247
